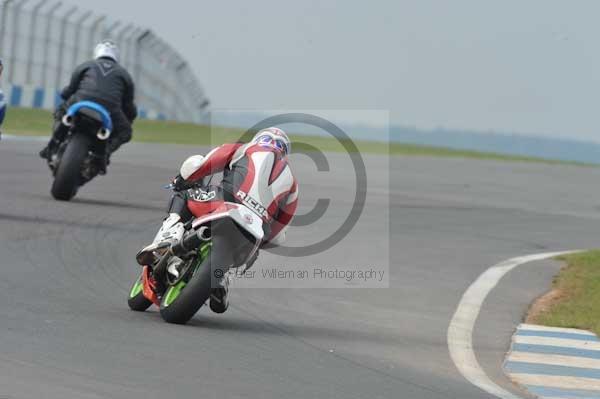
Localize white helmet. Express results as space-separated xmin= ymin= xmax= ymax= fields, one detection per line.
xmin=179 ymin=155 xmax=205 ymax=179
xmin=251 ymin=127 xmax=291 ymax=155
xmin=93 ymin=40 xmax=120 ymax=63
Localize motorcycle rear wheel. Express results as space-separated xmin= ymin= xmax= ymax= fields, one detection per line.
xmin=159 ymin=243 xmax=215 ymax=324
xmin=51 ymin=134 xmax=90 ymax=201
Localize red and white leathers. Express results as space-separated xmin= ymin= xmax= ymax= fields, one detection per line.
xmin=180 ymin=141 xmax=298 ymax=246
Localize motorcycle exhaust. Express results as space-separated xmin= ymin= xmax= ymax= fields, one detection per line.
xmin=197 ymin=226 xmax=211 ymax=241
xmin=153 ymin=227 xmax=212 ymax=279
xmin=97 ymin=127 xmax=111 ymax=140
xmin=62 ymin=114 xmax=73 ymax=126
xmin=172 ymin=227 xmax=211 ymax=255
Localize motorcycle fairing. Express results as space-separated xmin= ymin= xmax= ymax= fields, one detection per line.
xmin=66 ymin=101 xmax=113 ymax=131
xmin=191 ymin=202 xmax=265 ymax=241
xmin=141 ymin=265 xmax=160 ymax=306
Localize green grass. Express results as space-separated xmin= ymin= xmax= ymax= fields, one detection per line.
xmin=2 ymin=107 xmax=583 ymax=164
xmin=531 ymin=250 xmax=600 ymax=336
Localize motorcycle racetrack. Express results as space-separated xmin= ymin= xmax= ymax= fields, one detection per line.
xmin=1 ymin=138 xmax=599 ymax=399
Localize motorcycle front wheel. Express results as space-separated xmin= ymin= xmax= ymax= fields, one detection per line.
xmin=127 ymin=271 xmax=153 ymax=312
xmin=159 ymin=241 xmax=214 ymax=324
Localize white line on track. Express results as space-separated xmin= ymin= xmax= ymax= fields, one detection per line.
xmin=1 ymin=134 xmax=47 ymax=142
xmin=447 ymin=250 xmax=581 ymax=399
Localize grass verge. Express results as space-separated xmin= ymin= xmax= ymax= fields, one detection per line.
xmin=2 ymin=107 xmax=583 ymax=164
xmin=528 ymin=250 xmax=600 ymax=336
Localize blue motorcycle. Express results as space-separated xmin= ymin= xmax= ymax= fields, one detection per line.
xmin=0 ymin=89 xmax=6 ymax=138
xmin=48 ymin=101 xmax=112 ymax=201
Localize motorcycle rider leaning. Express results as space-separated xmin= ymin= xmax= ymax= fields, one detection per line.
xmin=136 ymin=127 xmax=299 ymax=314
xmin=39 ymin=40 xmax=137 ymax=173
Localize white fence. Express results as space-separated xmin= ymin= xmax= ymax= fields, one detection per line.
xmin=0 ymin=0 xmax=209 ymax=122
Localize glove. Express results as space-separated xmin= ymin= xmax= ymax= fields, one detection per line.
xmin=124 ymin=102 xmax=137 ymax=123
xmin=54 ymin=103 xmax=67 ymax=119
xmin=171 ymin=174 xmax=191 ymax=191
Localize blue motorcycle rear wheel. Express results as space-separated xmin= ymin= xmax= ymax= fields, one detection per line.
xmin=51 ymin=134 xmax=91 ymax=201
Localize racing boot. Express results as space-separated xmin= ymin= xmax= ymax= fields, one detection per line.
xmin=136 ymin=213 xmax=185 ymax=266
xmin=209 ymin=272 xmax=231 ymax=314
xmin=39 ymin=138 xmax=61 ymax=160
xmin=40 ymin=118 xmax=68 ymax=160
xmin=90 ymin=151 xmax=109 ymax=175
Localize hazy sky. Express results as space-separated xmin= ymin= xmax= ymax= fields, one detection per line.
xmin=67 ymin=0 xmax=600 ymax=141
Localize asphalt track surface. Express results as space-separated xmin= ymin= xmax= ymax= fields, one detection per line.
xmin=1 ymin=137 xmax=600 ymax=399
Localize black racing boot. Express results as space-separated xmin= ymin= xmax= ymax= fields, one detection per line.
xmin=38 ymin=146 xmax=49 ymax=160
xmin=90 ymin=152 xmax=109 ymax=175
xmin=39 ymin=139 xmax=60 ymax=160
xmin=41 ymin=117 xmax=69 ymax=160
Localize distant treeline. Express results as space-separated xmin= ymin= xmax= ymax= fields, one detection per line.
xmin=212 ymin=111 xmax=600 ymax=164
xmin=388 ymin=127 xmax=600 ymax=164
